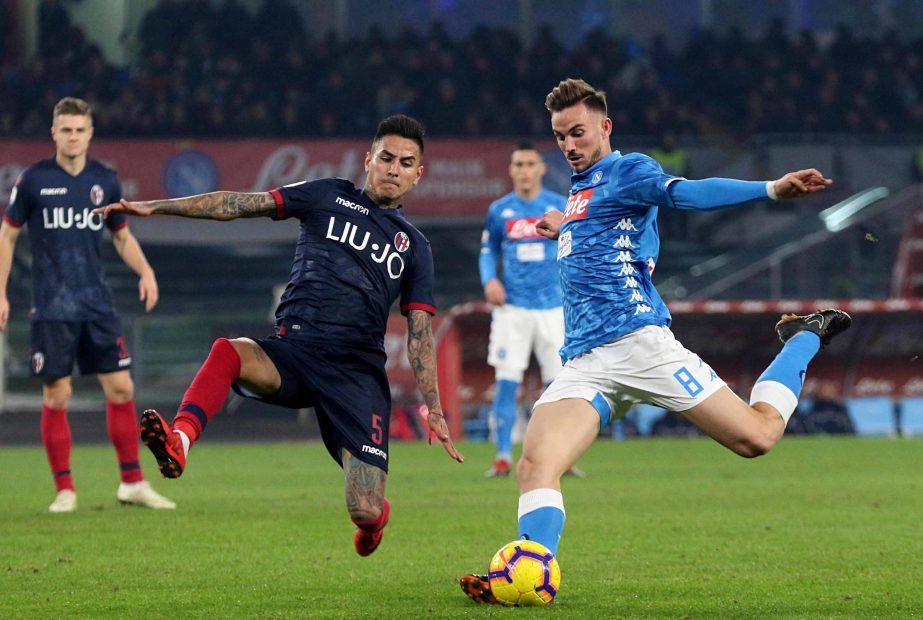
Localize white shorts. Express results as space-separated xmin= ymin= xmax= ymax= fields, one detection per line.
xmin=487 ymin=305 xmax=565 ymax=383
xmin=534 ymin=326 xmax=726 ymax=425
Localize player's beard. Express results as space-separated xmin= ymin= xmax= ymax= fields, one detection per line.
xmin=574 ymin=145 xmax=604 ymax=172
xmin=364 ymin=187 xmax=400 ymax=209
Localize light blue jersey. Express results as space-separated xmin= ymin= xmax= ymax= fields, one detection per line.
xmin=557 ymin=150 xmax=774 ymax=361
xmin=556 ymin=151 xmax=680 ymax=361
xmin=480 ymin=189 xmax=566 ymax=310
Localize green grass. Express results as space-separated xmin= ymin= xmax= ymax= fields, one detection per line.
xmin=1 ymin=437 xmax=921 ymax=619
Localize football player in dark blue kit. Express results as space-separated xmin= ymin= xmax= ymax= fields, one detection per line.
xmin=97 ymin=115 xmax=464 ymax=556
xmin=0 ymin=97 xmax=175 ymax=512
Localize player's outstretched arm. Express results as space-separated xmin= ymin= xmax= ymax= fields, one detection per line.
xmin=536 ymin=209 xmax=564 ymax=240
xmin=406 ymin=309 xmax=464 ymax=463
xmin=95 ymin=192 xmax=276 ymax=221
xmin=771 ymin=168 xmax=833 ymax=200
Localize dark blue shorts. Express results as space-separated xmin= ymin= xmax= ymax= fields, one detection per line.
xmin=30 ymin=318 xmax=131 ymax=379
xmin=233 ymin=335 xmax=392 ymax=472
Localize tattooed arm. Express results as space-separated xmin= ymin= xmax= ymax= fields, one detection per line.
xmin=406 ymin=309 xmax=464 ymax=463
xmin=94 ymin=192 xmax=276 ymax=221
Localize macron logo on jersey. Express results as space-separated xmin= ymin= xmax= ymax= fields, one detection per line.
xmin=39 ymin=187 xmax=68 ymax=196
xmin=506 ymin=217 xmax=543 ymax=240
xmin=563 ymin=189 xmax=593 ymax=223
xmin=335 ymin=195 xmax=370 ymax=215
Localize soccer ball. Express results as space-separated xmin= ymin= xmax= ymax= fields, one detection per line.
xmin=488 ymin=540 xmax=561 ymax=606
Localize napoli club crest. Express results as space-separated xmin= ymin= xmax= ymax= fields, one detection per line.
xmin=90 ymin=184 xmax=105 ymax=206
xmin=32 ymin=352 xmax=45 ymax=374
xmin=393 ymin=232 xmax=410 ymax=253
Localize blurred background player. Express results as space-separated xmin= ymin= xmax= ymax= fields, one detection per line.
xmin=97 ymin=115 xmax=463 ymax=556
xmin=479 ymin=142 xmax=569 ymax=478
xmin=0 ymin=97 xmax=174 ymax=512
xmin=460 ymin=78 xmax=849 ymax=604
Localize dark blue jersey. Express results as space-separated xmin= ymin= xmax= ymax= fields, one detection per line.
xmin=269 ymin=178 xmax=436 ymax=353
xmin=4 ymin=157 xmax=126 ymax=321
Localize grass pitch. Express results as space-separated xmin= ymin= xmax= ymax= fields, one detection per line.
xmin=1 ymin=437 xmax=920 ymax=619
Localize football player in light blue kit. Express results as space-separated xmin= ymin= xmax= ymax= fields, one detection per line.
xmin=461 ymin=78 xmax=850 ymax=604
xmin=479 ymin=142 xmax=567 ymax=478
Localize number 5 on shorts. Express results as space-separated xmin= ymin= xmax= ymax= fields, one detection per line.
xmin=371 ymin=414 xmax=383 ymax=445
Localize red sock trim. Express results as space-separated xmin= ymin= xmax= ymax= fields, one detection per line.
xmin=41 ymin=405 xmax=73 ymax=492
xmin=175 ymin=338 xmax=241 ymax=443
xmin=352 ymin=498 xmax=391 ymax=532
xmin=107 ymin=400 xmax=143 ymax=483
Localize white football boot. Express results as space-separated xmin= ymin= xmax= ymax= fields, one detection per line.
xmin=49 ymin=489 xmax=77 ymax=513
xmin=117 ymin=481 xmax=176 ymax=509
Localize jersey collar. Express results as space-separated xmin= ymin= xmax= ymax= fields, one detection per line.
xmin=571 ymin=150 xmax=621 ymax=191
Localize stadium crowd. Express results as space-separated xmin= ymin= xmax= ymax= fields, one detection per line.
xmin=2 ymin=0 xmax=923 ymax=140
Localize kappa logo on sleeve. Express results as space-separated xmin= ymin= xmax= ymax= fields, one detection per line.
xmin=562 ymin=189 xmax=593 ymax=223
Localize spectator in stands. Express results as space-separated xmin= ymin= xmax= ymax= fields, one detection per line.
xmin=0 ymin=0 xmax=12 ymax=64
xmin=651 ymin=130 xmax=691 ymax=240
xmin=137 ymin=0 xmax=182 ymax=57
xmin=5 ymin=9 xmax=923 ymax=140
xmin=0 ymin=97 xmax=174 ymax=512
xmin=804 ymin=380 xmax=854 ymax=435
xmin=913 ymin=145 xmax=923 ymax=182
xmin=37 ymin=0 xmax=71 ymax=59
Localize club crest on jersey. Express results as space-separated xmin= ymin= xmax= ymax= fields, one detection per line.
xmin=563 ymin=189 xmax=593 ymax=223
xmin=32 ymin=352 xmax=44 ymax=374
xmin=506 ymin=217 xmax=542 ymax=240
xmin=90 ymin=184 xmax=105 ymax=206
xmin=591 ymin=170 xmax=604 ymax=184
xmin=394 ymin=231 xmax=410 ymax=253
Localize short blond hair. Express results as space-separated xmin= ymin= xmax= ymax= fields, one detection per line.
xmin=53 ymin=97 xmax=93 ymax=122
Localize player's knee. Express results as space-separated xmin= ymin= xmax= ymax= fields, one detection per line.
xmin=731 ymin=432 xmax=776 ymax=458
xmin=106 ymin=384 xmax=134 ymax=403
xmin=43 ymin=381 xmax=72 ymax=409
xmin=516 ymin=452 xmax=557 ymax=487
xmin=213 ymin=337 xmax=239 ymax=358
xmin=44 ymin=392 xmax=70 ymax=410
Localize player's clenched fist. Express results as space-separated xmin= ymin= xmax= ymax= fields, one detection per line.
xmin=536 ymin=209 xmax=564 ymax=240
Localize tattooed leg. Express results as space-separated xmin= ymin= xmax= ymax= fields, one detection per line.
xmin=342 ymin=447 xmax=386 ymax=522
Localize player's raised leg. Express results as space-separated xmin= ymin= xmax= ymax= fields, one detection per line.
xmin=343 ymin=449 xmax=390 ymax=556
xmin=141 ymin=337 xmax=279 ymax=478
xmin=680 ymin=309 xmax=851 ymax=456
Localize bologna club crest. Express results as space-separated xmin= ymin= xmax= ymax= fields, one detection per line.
xmin=90 ymin=184 xmax=105 ymax=206
xmin=32 ymin=352 xmax=45 ymax=374
xmin=394 ymin=231 xmax=410 ymax=253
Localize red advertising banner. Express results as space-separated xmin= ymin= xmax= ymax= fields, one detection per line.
xmin=0 ymin=138 xmax=541 ymax=219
